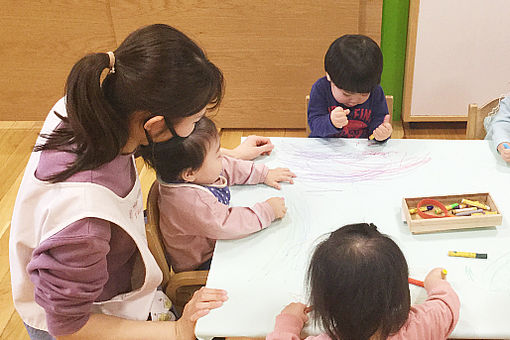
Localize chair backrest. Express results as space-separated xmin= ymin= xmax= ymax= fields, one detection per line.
xmin=146 ymin=181 xmax=171 ymax=289
xmin=305 ymin=94 xmax=394 ymax=135
xmin=466 ymin=97 xmax=504 ymax=140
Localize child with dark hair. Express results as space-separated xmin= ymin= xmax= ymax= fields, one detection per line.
xmin=267 ymin=223 xmax=460 ymax=340
xmin=146 ymin=117 xmax=296 ymax=273
xmin=307 ymin=35 xmax=392 ymax=141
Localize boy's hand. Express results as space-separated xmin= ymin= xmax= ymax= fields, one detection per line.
xmin=264 ymin=168 xmax=296 ymax=189
xmin=497 ymin=142 xmax=510 ymax=162
xmin=372 ymin=114 xmax=392 ymax=141
xmin=280 ymin=302 xmax=310 ymax=324
xmin=424 ymin=267 xmax=447 ymax=291
xmin=330 ymin=106 xmax=350 ymax=129
xmin=266 ymin=197 xmax=287 ymax=219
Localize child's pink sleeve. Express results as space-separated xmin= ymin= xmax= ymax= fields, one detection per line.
xmin=161 ymin=186 xmax=275 ymax=240
xmin=393 ymin=280 xmax=460 ymax=339
xmin=266 ymin=314 xmax=332 ymax=340
xmin=221 ymin=155 xmax=268 ymax=185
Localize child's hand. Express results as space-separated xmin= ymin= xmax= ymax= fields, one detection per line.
xmin=497 ymin=142 xmax=510 ymax=162
xmin=264 ymin=168 xmax=296 ymax=189
xmin=372 ymin=115 xmax=392 ymax=141
xmin=424 ymin=267 xmax=447 ymax=290
xmin=266 ymin=197 xmax=287 ymax=219
xmin=330 ymin=106 xmax=350 ymax=129
xmin=280 ymin=302 xmax=310 ymax=324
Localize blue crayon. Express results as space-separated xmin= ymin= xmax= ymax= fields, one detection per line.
xmin=504 ymin=143 xmax=510 ymax=149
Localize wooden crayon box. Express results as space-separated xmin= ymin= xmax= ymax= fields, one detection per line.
xmin=402 ymin=193 xmax=503 ymax=234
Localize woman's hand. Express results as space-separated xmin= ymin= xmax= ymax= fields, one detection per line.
xmin=176 ymin=287 xmax=228 ymax=339
xmin=223 ymin=135 xmax=274 ymax=160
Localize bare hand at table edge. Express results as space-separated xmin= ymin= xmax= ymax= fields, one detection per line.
xmin=371 ymin=114 xmax=392 ymax=141
xmin=222 ymin=135 xmax=274 ymax=160
xmin=264 ymin=168 xmax=296 ymax=190
xmin=176 ymin=287 xmax=228 ymax=339
xmin=266 ymin=197 xmax=287 ymax=219
xmin=497 ymin=142 xmax=510 ymax=162
xmin=279 ymin=302 xmax=311 ymax=324
xmin=424 ymin=267 xmax=448 ymax=291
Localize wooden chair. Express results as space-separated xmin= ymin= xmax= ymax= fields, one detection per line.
xmin=305 ymin=94 xmax=394 ymax=136
xmin=466 ymin=97 xmax=504 ymax=140
xmin=146 ymin=181 xmax=209 ymax=313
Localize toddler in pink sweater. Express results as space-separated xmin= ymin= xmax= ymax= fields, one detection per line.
xmin=146 ymin=117 xmax=295 ymax=272
xmin=267 ymin=223 xmax=460 ymax=340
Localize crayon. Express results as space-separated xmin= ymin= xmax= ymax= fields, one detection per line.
xmin=451 ymin=207 xmax=478 ymax=214
xmin=504 ymin=143 xmax=509 ymax=149
xmin=454 ymin=208 xmax=484 ymax=216
xmin=448 ymin=251 xmax=487 ymax=259
xmin=461 ymin=198 xmax=490 ymax=211
xmin=409 ymin=205 xmax=434 ymax=214
xmin=369 ymin=134 xmax=375 ymax=140
xmin=408 ymin=278 xmax=424 ymax=287
xmin=441 ymin=269 xmax=447 ymax=279
xmin=435 ymin=203 xmax=459 ymax=214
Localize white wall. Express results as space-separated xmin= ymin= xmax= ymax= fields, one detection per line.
xmin=411 ymin=0 xmax=510 ymax=117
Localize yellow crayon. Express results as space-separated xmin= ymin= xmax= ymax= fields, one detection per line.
xmin=441 ymin=269 xmax=447 ymax=279
xmin=409 ymin=205 xmax=433 ymax=214
xmin=484 ymin=211 xmax=498 ymax=215
xmin=471 ymin=213 xmax=484 ymax=216
xmin=461 ymin=199 xmax=490 ymax=211
xmin=369 ymin=134 xmax=375 ymax=140
xmin=448 ymin=251 xmax=487 ymax=259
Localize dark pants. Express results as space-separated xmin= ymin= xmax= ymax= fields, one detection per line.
xmin=24 ymin=323 xmax=55 ymax=340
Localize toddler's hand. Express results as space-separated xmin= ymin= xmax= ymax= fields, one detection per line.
xmin=497 ymin=143 xmax=510 ymax=162
xmin=330 ymin=106 xmax=350 ymax=129
xmin=266 ymin=197 xmax=287 ymax=219
xmin=280 ymin=302 xmax=310 ymax=324
xmin=264 ymin=168 xmax=296 ymax=189
xmin=372 ymin=114 xmax=392 ymax=141
xmin=424 ymin=267 xmax=447 ymax=290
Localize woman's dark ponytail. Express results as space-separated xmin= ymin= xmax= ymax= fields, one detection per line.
xmin=35 ymin=24 xmax=224 ymax=182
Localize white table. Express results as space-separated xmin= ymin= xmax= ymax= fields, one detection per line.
xmin=196 ymin=138 xmax=510 ymax=339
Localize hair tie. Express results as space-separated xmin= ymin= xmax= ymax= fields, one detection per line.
xmin=106 ymin=51 xmax=116 ymax=74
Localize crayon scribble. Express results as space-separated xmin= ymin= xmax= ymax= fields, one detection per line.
xmin=275 ymin=142 xmax=431 ymax=184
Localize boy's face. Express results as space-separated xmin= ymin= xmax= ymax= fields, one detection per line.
xmin=188 ymin=136 xmax=223 ymax=185
xmin=326 ymin=73 xmax=370 ymax=108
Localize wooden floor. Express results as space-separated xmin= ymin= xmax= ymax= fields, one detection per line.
xmin=0 ymin=121 xmax=480 ymax=340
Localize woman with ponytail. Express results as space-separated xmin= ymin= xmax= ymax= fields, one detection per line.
xmin=9 ymin=24 xmax=271 ymax=340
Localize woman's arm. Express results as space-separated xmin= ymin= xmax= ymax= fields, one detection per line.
xmin=58 ymin=287 xmax=228 ymax=340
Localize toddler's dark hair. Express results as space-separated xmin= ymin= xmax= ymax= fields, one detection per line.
xmin=307 ymin=223 xmax=410 ymax=340
xmin=324 ymin=35 xmax=383 ymax=93
xmin=144 ymin=116 xmax=219 ymax=183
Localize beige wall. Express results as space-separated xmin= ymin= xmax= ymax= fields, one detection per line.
xmin=1 ymin=1 xmax=382 ymax=128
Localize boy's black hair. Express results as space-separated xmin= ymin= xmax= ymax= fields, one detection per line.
xmin=324 ymin=35 xmax=383 ymax=93
xmin=143 ymin=116 xmax=219 ymax=183
xmin=307 ymin=223 xmax=410 ymax=340
xmin=36 ymin=24 xmax=223 ymax=182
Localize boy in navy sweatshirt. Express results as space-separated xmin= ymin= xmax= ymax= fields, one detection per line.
xmin=307 ymin=34 xmax=392 ymax=141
